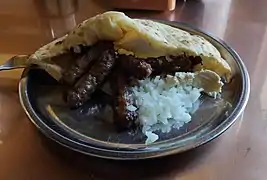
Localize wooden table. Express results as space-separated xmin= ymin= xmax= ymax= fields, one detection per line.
xmin=0 ymin=0 xmax=266 ymax=179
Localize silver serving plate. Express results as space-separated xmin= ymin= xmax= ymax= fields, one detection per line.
xmin=18 ymin=21 xmax=250 ymax=160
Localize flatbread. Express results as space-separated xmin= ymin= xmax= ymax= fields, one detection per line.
xmin=25 ymin=11 xmax=231 ymax=81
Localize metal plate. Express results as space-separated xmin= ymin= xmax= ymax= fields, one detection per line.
xmin=18 ymin=21 xmax=250 ymax=160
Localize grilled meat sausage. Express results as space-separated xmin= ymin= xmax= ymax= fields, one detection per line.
xmin=119 ymin=55 xmax=152 ymax=79
xmin=114 ymin=54 xmax=202 ymax=77
xmin=62 ymin=41 xmax=114 ymax=85
xmin=116 ymin=54 xmax=202 ymax=76
xmin=146 ymin=54 xmax=202 ymax=75
xmin=67 ymin=48 xmax=116 ymax=108
xmin=111 ymin=74 xmax=138 ymax=131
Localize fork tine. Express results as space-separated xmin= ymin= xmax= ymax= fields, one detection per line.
xmin=0 ymin=55 xmax=28 ymax=71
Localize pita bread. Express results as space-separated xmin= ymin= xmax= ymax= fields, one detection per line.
xmin=25 ymin=11 xmax=231 ymax=81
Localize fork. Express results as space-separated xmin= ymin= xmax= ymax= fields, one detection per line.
xmin=0 ymin=55 xmax=29 ymax=71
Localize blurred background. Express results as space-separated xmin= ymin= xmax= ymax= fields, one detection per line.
xmin=0 ymin=0 xmax=234 ymax=54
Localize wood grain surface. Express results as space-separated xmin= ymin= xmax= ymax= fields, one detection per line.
xmin=0 ymin=0 xmax=266 ymax=179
